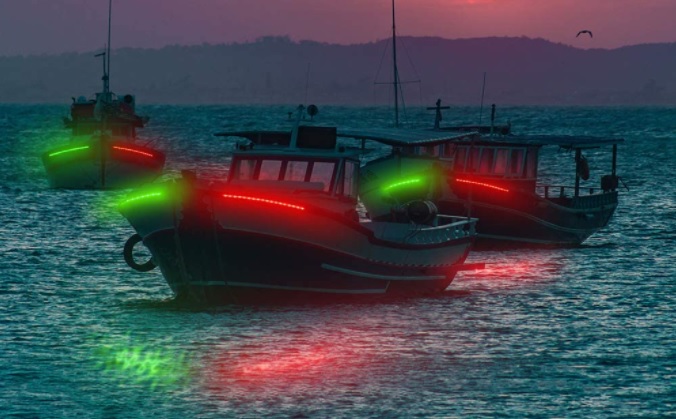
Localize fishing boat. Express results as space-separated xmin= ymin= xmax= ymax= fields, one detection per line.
xmin=42 ymin=0 xmax=165 ymax=189
xmin=358 ymin=0 xmax=623 ymax=247
xmin=118 ymin=106 xmax=479 ymax=304
xmin=357 ymin=131 xmax=624 ymax=247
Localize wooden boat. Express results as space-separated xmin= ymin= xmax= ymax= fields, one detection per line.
xmin=356 ymin=131 xmax=624 ymax=247
xmin=360 ymin=1 xmax=622 ymax=247
xmin=118 ymin=107 xmax=479 ymax=304
xmin=41 ymin=0 xmax=165 ymax=189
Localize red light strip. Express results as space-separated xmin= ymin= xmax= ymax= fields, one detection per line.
xmin=222 ymin=194 xmax=305 ymax=211
xmin=112 ymin=146 xmax=154 ymax=158
xmin=455 ymin=178 xmax=509 ymax=192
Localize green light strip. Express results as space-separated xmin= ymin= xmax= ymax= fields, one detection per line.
xmin=48 ymin=145 xmax=90 ymax=158
xmin=383 ymin=177 xmax=422 ymax=192
xmin=119 ymin=192 xmax=164 ymax=207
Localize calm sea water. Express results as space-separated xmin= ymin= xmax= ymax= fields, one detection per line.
xmin=0 ymin=104 xmax=674 ymax=418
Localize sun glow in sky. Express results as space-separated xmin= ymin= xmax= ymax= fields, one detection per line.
xmin=1 ymin=0 xmax=675 ymax=55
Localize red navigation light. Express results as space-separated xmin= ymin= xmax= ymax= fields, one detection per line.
xmin=455 ymin=178 xmax=509 ymax=193
xmin=112 ymin=145 xmax=154 ymax=158
xmin=222 ymin=194 xmax=305 ymax=211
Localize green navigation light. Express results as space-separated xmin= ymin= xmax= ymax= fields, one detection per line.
xmin=48 ymin=145 xmax=90 ymax=158
xmin=119 ymin=191 xmax=164 ymax=208
xmin=383 ymin=177 xmax=423 ymax=192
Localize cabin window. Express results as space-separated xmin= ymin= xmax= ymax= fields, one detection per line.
xmin=479 ymin=148 xmax=494 ymax=174
xmin=494 ymin=149 xmax=508 ymax=174
xmin=526 ymin=148 xmax=538 ymax=178
xmin=342 ymin=161 xmax=358 ymax=198
xmin=258 ymin=160 xmax=283 ymax=180
xmin=235 ymin=159 xmax=256 ymax=180
xmin=442 ymin=143 xmax=455 ymax=159
xmin=422 ymin=145 xmax=440 ymax=156
xmin=284 ymin=160 xmax=309 ymax=182
xmin=468 ymin=148 xmax=481 ymax=172
xmin=510 ymin=149 xmax=525 ymax=176
xmin=454 ymin=147 xmax=467 ymax=171
xmin=309 ymin=161 xmax=335 ymax=192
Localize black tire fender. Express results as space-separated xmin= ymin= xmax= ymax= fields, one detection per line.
xmin=123 ymin=233 xmax=156 ymax=272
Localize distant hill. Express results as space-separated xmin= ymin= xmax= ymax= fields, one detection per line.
xmin=1 ymin=36 xmax=675 ymax=105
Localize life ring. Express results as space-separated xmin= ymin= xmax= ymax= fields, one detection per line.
xmin=577 ymin=156 xmax=590 ymax=181
xmin=123 ymin=233 xmax=156 ymax=272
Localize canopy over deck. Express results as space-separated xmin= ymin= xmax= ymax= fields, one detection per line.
xmin=215 ymin=128 xmax=623 ymax=150
xmin=336 ymin=129 xmax=622 ymax=149
xmin=435 ymin=134 xmax=624 ymax=149
xmin=336 ymin=128 xmax=479 ymax=146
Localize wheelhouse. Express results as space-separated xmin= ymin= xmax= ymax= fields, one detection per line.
xmin=227 ymin=151 xmax=359 ymax=200
xmin=220 ymin=126 xmax=361 ymax=202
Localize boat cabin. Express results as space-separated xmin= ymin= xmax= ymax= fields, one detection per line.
xmin=219 ymin=126 xmax=361 ymax=203
xmin=66 ymin=93 xmax=145 ymax=138
xmin=429 ymin=134 xmax=623 ymax=202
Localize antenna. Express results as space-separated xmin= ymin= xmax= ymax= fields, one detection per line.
xmin=304 ymin=62 xmax=311 ymax=105
xmin=107 ymin=0 xmax=112 ymax=90
xmin=95 ymin=51 xmax=108 ymax=96
xmin=289 ymin=105 xmax=304 ymax=149
xmin=392 ymin=0 xmax=399 ymax=127
xmin=373 ymin=0 xmax=420 ymax=127
xmin=478 ymin=72 xmax=486 ymax=124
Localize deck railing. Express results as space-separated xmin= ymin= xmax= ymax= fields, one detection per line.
xmin=537 ymin=184 xmax=608 ymax=199
xmin=535 ymin=185 xmax=618 ymax=209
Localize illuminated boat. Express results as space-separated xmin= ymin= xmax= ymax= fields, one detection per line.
xmin=354 ymin=129 xmax=624 ymax=247
xmin=118 ymin=107 xmax=478 ymax=304
xmin=41 ymin=0 xmax=165 ymax=189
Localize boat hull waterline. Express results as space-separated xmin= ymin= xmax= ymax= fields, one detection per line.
xmin=43 ymin=140 xmax=165 ymax=189
xmin=438 ymin=195 xmax=618 ymax=247
xmin=121 ymin=185 xmax=475 ymax=304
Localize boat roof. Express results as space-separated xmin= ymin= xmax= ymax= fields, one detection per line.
xmin=446 ymin=134 xmax=624 ymax=149
xmin=336 ymin=128 xmax=479 ymax=146
xmin=216 ymin=128 xmax=623 ymax=150
xmin=232 ymin=147 xmax=360 ymax=160
xmin=336 ymin=129 xmax=623 ymax=149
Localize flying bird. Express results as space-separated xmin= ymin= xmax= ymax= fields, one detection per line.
xmin=576 ymin=30 xmax=593 ymax=38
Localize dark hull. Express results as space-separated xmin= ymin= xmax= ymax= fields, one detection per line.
xmin=437 ymin=193 xmax=618 ymax=248
xmin=42 ymin=141 xmax=165 ymax=189
xmin=141 ymin=227 xmax=470 ymax=305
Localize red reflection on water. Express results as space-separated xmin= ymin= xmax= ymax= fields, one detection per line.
xmin=458 ymin=252 xmax=563 ymax=283
xmin=202 ymin=340 xmax=376 ymax=396
xmin=205 ymin=345 xmax=330 ymax=389
xmin=236 ymin=346 xmax=329 ymax=376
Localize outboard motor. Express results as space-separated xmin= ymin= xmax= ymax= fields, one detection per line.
xmin=406 ymin=200 xmax=438 ymax=225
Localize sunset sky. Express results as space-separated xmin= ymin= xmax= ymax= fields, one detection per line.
xmin=1 ymin=0 xmax=675 ymax=56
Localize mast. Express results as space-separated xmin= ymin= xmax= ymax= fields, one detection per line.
xmin=97 ymin=0 xmax=113 ymax=98
xmin=106 ymin=0 xmax=112 ymax=93
xmin=392 ymin=0 xmax=400 ymax=127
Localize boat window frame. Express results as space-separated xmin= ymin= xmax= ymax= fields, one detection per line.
xmin=308 ymin=160 xmax=338 ymax=193
xmin=452 ymin=145 xmax=531 ymax=179
xmin=257 ymin=159 xmax=284 ymax=181
xmin=525 ymin=147 xmax=539 ymax=180
xmin=340 ymin=159 xmax=359 ymax=200
xmin=508 ymin=148 xmax=526 ymax=177
xmin=282 ymin=159 xmax=310 ymax=182
xmin=231 ymin=157 xmax=258 ymax=181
